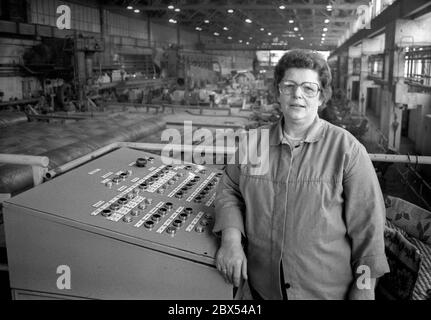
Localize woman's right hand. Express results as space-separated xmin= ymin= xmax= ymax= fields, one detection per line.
xmin=215 ymin=227 xmax=248 ymax=288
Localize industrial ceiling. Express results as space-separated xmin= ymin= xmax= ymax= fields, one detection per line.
xmin=108 ymin=0 xmax=369 ymax=51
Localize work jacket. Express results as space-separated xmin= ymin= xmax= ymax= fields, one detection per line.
xmin=213 ymin=116 xmax=390 ymax=299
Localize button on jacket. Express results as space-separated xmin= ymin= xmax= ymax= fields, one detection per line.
xmin=213 ymin=116 xmax=390 ymax=300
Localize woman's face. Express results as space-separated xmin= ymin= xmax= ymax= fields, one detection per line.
xmin=277 ymin=68 xmax=323 ymax=123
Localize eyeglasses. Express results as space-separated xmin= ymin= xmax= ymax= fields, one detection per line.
xmin=279 ymin=80 xmax=321 ymax=98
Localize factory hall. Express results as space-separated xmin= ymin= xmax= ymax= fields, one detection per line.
xmin=0 ymin=0 xmax=431 ymax=301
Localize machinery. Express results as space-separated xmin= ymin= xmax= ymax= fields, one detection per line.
xmin=3 ymin=148 xmax=232 ymax=299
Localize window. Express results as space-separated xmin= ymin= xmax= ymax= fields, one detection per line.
xmin=404 ymin=46 xmax=431 ymax=87
xmin=368 ymin=54 xmax=385 ymax=79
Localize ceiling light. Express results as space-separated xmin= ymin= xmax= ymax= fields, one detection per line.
xmin=174 ymin=8 xmax=180 ymax=12
xmin=289 ymin=20 xmax=294 ymax=23
xmin=127 ymin=6 xmax=133 ymax=10
xmin=204 ymin=20 xmax=210 ymax=23
xmin=168 ymin=5 xmax=174 ymax=10
xmin=322 ymin=33 xmax=326 ymax=36
xmin=279 ymin=5 xmax=286 ymax=10
xmin=268 ymin=32 xmax=272 ymax=36
xmin=223 ymin=27 xmax=229 ymax=31
xmin=228 ymin=36 xmax=232 ymax=40
xmin=326 ymin=5 xmax=332 ymax=11
xmin=245 ymin=18 xmax=252 ymax=23
xmin=169 ymin=18 xmax=177 ymax=23
xmin=227 ymin=9 xmax=234 ymax=13
xmin=260 ymin=27 xmax=265 ymax=31
xmin=239 ymin=40 xmax=243 ymax=43
xmin=195 ymin=27 xmax=202 ymax=31
xmin=294 ymin=27 xmax=299 ymax=31
xmin=246 ymin=42 xmax=250 ymax=45
xmin=300 ymin=37 xmax=304 ymax=40
xmin=134 ymin=9 xmax=140 ymax=13
xmin=214 ymin=32 xmax=219 ymax=36
xmin=324 ymin=19 xmax=330 ymax=23
xmin=323 ymin=27 xmax=328 ymax=31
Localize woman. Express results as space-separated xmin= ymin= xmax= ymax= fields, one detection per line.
xmin=213 ymin=49 xmax=389 ymax=300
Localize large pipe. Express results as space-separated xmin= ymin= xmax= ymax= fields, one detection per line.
xmin=0 ymin=154 xmax=49 ymax=167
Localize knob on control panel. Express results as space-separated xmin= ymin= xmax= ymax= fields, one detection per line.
xmin=166 ymin=226 xmax=177 ymax=236
xmin=136 ymin=158 xmax=147 ymax=167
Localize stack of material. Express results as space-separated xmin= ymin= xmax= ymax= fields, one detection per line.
xmin=0 ymin=113 xmax=166 ymax=195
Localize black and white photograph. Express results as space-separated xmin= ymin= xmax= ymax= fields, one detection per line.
xmin=0 ymin=0 xmax=430 ymax=305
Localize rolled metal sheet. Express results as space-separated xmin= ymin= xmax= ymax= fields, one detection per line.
xmin=0 ymin=112 xmax=27 ymax=128
xmin=0 ymin=115 xmax=166 ymax=195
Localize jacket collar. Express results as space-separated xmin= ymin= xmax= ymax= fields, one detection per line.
xmin=269 ymin=115 xmax=327 ymax=146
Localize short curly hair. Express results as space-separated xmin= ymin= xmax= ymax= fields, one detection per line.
xmin=274 ymin=49 xmax=332 ymax=103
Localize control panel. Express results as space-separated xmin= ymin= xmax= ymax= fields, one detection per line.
xmin=3 ymin=148 xmax=231 ymax=299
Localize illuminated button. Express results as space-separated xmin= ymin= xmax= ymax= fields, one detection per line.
xmin=145 ymin=198 xmax=153 ymax=204
xmin=110 ymin=203 xmax=121 ymax=211
xmin=101 ymin=209 xmax=112 ymax=217
xmin=105 ymin=181 xmax=113 ymax=188
xmin=123 ymin=216 xmax=133 ymax=223
xmin=117 ymin=197 xmax=128 ymax=205
xmin=179 ymin=213 xmax=188 ymax=221
xmin=166 ymin=226 xmax=177 ymax=235
xmin=136 ymin=158 xmax=147 ymax=167
xmin=164 ymin=202 xmax=173 ymax=210
xmin=195 ymin=225 xmax=205 ymax=233
xmin=131 ymin=209 xmax=140 ymax=216
xmin=144 ymin=220 xmax=154 ymax=230
xmin=138 ymin=202 xmax=146 ymax=210
xmin=158 ymin=208 xmax=167 ymax=216
xmin=172 ymin=219 xmax=183 ymax=228
xmin=200 ymin=219 xmax=209 ymax=226
xmin=151 ymin=214 xmax=161 ymax=222
xmin=185 ymin=207 xmax=193 ymax=215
